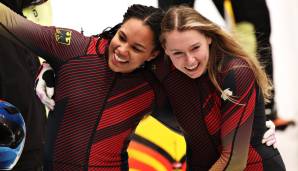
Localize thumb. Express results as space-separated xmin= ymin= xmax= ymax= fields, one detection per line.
xmin=46 ymin=87 xmax=54 ymax=99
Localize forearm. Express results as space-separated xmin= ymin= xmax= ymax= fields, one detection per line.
xmin=210 ymin=65 xmax=257 ymax=170
xmin=210 ymin=115 xmax=253 ymax=171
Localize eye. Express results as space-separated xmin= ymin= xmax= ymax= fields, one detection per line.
xmin=118 ymin=33 xmax=126 ymax=42
xmin=132 ymin=46 xmax=143 ymax=53
xmin=192 ymin=46 xmax=200 ymax=51
xmin=172 ymin=52 xmax=184 ymax=58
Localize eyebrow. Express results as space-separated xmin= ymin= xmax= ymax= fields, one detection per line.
xmin=169 ymin=42 xmax=201 ymax=52
xmin=191 ymin=42 xmax=200 ymax=47
xmin=119 ymin=30 xmax=147 ymax=51
xmin=169 ymin=49 xmax=181 ymax=52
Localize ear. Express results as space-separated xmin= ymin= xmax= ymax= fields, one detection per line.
xmin=207 ymin=36 xmax=212 ymax=45
xmin=146 ymin=50 xmax=160 ymax=61
xmin=164 ymin=48 xmax=170 ymax=56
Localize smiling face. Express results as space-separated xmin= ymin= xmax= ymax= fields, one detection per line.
xmin=164 ymin=29 xmax=212 ymax=79
xmin=108 ymin=18 xmax=159 ymax=73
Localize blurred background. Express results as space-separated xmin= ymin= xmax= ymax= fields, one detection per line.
xmin=21 ymin=0 xmax=298 ymax=170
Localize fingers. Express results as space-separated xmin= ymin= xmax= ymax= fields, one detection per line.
xmin=265 ymin=139 xmax=277 ymax=148
xmin=266 ymin=120 xmax=275 ymax=129
xmin=43 ymin=98 xmax=55 ymax=111
xmin=262 ymin=128 xmax=274 ymax=140
xmin=263 ymin=120 xmax=275 ymax=139
xmin=45 ymin=87 xmax=55 ymax=110
xmin=36 ymin=89 xmax=55 ymax=110
xmin=46 ymin=87 xmax=54 ymax=99
xmin=35 ymin=62 xmax=56 ymax=110
xmin=262 ymin=133 xmax=277 ymax=148
xmin=262 ymin=120 xmax=277 ymax=149
xmin=36 ymin=77 xmax=55 ymax=110
xmin=35 ymin=77 xmax=47 ymax=99
xmin=262 ymin=133 xmax=274 ymax=143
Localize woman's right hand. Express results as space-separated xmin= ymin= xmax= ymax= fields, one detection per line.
xmin=35 ymin=62 xmax=55 ymax=110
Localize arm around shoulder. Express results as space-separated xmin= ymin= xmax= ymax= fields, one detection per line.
xmin=210 ymin=66 xmax=256 ymax=171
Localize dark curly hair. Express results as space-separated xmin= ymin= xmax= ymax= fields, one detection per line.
xmin=98 ymin=4 xmax=164 ymax=52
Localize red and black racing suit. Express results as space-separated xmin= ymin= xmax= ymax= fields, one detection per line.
xmin=154 ymin=56 xmax=286 ymax=170
xmin=1 ymin=3 xmax=285 ymax=171
xmin=0 ymin=4 xmax=166 ymax=170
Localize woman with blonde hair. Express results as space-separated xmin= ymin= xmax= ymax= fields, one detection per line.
xmin=159 ymin=5 xmax=285 ymax=170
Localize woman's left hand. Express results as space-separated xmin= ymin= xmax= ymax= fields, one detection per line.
xmin=262 ymin=120 xmax=277 ymax=149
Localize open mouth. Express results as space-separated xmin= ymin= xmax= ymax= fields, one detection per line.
xmin=185 ymin=63 xmax=199 ymax=71
xmin=114 ymin=54 xmax=129 ymax=63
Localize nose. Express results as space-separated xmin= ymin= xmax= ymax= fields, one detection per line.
xmin=117 ymin=43 xmax=129 ymax=57
xmin=185 ymin=52 xmax=196 ymax=65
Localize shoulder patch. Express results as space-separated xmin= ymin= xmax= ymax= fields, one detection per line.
xmin=55 ymin=28 xmax=72 ymax=45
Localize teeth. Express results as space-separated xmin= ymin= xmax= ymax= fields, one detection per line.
xmin=186 ymin=64 xmax=198 ymax=70
xmin=115 ymin=54 xmax=128 ymax=63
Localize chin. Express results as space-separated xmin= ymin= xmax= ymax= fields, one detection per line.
xmin=108 ymin=63 xmax=132 ymax=73
xmin=186 ymin=72 xmax=202 ymax=79
xmin=188 ymin=75 xmax=199 ymax=79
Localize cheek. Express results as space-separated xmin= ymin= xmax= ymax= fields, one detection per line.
xmin=131 ymin=54 xmax=147 ymax=65
xmin=197 ymin=50 xmax=209 ymax=62
xmin=169 ymin=56 xmax=183 ymax=69
xmin=203 ymin=52 xmax=210 ymax=62
xmin=108 ymin=40 xmax=116 ymax=53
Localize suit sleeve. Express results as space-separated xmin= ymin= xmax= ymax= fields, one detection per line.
xmin=142 ymin=66 xmax=182 ymax=134
xmin=151 ymin=95 xmax=182 ymax=134
xmin=210 ymin=66 xmax=257 ymax=171
xmin=0 ymin=2 xmax=89 ymax=65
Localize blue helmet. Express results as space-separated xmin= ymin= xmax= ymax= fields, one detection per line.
xmin=0 ymin=100 xmax=26 ymax=170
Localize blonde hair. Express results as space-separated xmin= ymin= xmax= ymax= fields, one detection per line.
xmin=160 ymin=6 xmax=272 ymax=102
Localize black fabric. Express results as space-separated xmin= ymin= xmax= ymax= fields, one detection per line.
xmin=43 ymin=98 xmax=67 ymax=171
xmin=142 ymin=64 xmax=182 ymax=134
xmin=146 ymin=55 xmax=183 ymax=134
xmin=42 ymin=69 xmax=55 ymax=88
xmin=163 ymin=70 xmax=219 ymax=169
xmin=263 ymin=154 xmax=286 ymax=171
xmin=0 ymin=35 xmax=46 ymax=171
